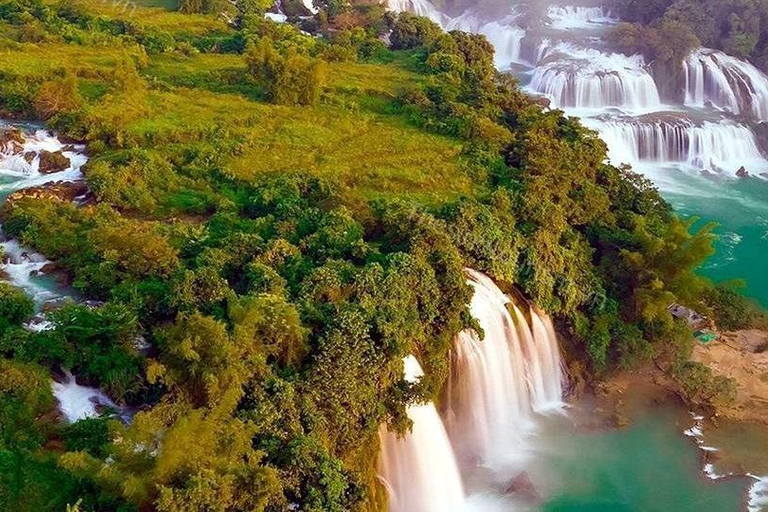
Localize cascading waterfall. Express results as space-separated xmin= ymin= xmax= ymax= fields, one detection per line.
xmin=53 ymin=370 xmax=121 ymax=423
xmin=445 ymin=12 xmax=525 ymax=68
xmin=386 ymin=0 xmax=525 ymax=68
xmin=594 ymin=118 xmax=768 ymax=174
xmin=546 ymin=5 xmax=616 ymax=30
xmin=443 ymin=269 xmax=564 ymax=469
xmin=0 ymin=124 xmax=108 ymax=423
xmin=529 ymin=43 xmax=661 ymax=110
xmin=1 ymin=128 xmax=86 ymax=303
xmin=684 ymin=48 xmax=768 ymax=121
xmin=385 ymin=0 xmax=445 ymax=24
xmin=379 ymin=356 xmax=466 ymax=512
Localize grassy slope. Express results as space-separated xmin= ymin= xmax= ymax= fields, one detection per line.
xmin=8 ymin=2 xmax=476 ymax=208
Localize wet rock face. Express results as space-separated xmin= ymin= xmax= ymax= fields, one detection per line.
xmin=0 ymin=128 xmax=25 ymax=154
xmin=753 ymin=122 xmax=768 ymax=156
xmin=38 ymin=150 xmax=71 ymax=174
xmin=2 ymin=181 xmax=89 ymax=216
xmin=505 ymin=471 xmax=541 ymax=502
xmin=736 ymin=166 xmax=750 ymax=178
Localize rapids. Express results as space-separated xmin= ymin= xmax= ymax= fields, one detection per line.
xmin=0 ymin=123 xmax=120 ymax=423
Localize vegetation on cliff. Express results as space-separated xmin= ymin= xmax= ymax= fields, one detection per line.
xmin=609 ymin=0 xmax=768 ymax=71
xmin=0 ymin=0 xmax=755 ymax=510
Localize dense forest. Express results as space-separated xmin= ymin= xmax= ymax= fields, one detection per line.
xmin=0 ymin=0 xmax=762 ymax=510
xmin=609 ymin=0 xmax=768 ymax=71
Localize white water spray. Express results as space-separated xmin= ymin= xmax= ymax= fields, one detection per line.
xmin=443 ymin=269 xmax=564 ymax=470
xmin=379 ymin=355 xmax=467 ymax=512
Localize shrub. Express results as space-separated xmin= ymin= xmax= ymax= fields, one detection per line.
xmin=390 ymin=12 xmax=442 ymax=50
xmin=246 ymin=38 xmax=327 ymax=106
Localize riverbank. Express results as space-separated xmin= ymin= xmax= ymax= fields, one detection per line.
xmin=692 ymin=330 xmax=768 ymax=425
xmin=580 ymin=354 xmax=768 ymax=511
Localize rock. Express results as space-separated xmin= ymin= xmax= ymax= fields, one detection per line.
xmin=23 ymin=152 xmax=35 ymax=164
xmin=505 ymin=472 xmax=540 ymax=502
xmin=736 ymin=166 xmax=749 ymax=179
xmin=0 ymin=128 xmax=24 ymax=147
xmin=2 ymin=181 xmax=89 ymax=216
xmin=532 ymin=95 xmax=552 ymax=109
xmin=38 ymin=150 xmax=71 ymax=174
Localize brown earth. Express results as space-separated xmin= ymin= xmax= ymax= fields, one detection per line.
xmin=692 ymin=330 xmax=768 ymax=425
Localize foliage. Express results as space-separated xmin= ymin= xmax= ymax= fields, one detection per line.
xmin=246 ymin=38 xmax=327 ymax=106
xmin=611 ymin=0 xmax=768 ymax=70
xmin=0 ymin=3 xmax=748 ymax=511
xmin=390 ymin=12 xmax=442 ymax=50
xmin=0 ymin=282 xmax=33 ymax=335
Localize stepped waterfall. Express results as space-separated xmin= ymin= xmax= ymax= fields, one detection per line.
xmin=379 ymin=271 xmax=564 ymax=510
xmin=381 ymin=1 xmax=768 ymax=509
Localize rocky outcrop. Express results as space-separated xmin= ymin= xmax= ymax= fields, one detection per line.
xmin=505 ymin=472 xmax=540 ymax=502
xmin=736 ymin=166 xmax=750 ymax=178
xmin=38 ymin=150 xmax=71 ymax=174
xmin=2 ymin=181 xmax=90 ymax=215
xmin=0 ymin=128 xmax=25 ymax=154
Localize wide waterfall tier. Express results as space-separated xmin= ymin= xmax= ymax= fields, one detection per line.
xmin=379 ymin=356 xmax=466 ymax=512
xmin=529 ymin=43 xmax=661 ymax=110
xmin=683 ymin=48 xmax=768 ymax=121
xmin=590 ymin=115 xmax=768 ymax=175
xmin=545 ymin=5 xmax=617 ymax=31
xmin=443 ymin=269 xmax=564 ymax=470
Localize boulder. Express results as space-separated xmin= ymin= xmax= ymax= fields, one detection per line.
xmin=0 ymin=128 xmax=24 ymax=147
xmin=38 ymin=150 xmax=70 ymax=174
xmin=505 ymin=472 xmax=540 ymax=502
xmin=736 ymin=166 xmax=749 ymax=179
xmin=2 ymin=181 xmax=88 ymax=216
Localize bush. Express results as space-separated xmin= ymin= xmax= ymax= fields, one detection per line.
xmin=246 ymin=38 xmax=327 ymax=106
xmin=705 ymin=284 xmax=766 ymax=331
xmin=0 ymin=283 xmax=34 ymax=334
xmin=390 ymin=12 xmax=442 ymax=50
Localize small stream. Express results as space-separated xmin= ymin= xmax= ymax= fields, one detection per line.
xmin=0 ymin=121 xmax=120 ymax=423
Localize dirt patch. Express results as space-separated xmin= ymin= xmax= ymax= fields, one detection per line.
xmin=692 ymin=330 xmax=768 ymax=425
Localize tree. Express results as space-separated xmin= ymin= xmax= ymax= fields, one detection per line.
xmin=0 ymin=283 xmax=33 ymax=334
xmin=246 ymin=38 xmax=327 ymax=106
xmin=390 ymin=12 xmax=442 ymax=50
xmin=34 ymin=73 xmax=83 ymax=120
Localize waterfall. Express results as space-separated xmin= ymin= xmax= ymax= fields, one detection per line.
xmin=52 ymin=370 xmax=120 ymax=423
xmin=683 ymin=48 xmax=768 ymax=121
xmin=546 ymin=5 xmax=616 ymax=30
xmin=385 ymin=0 xmax=446 ymax=24
xmin=443 ymin=269 xmax=563 ymax=469
xmin=593 ymin=117 xmax=768 ymax=174
xmin=386 ymin=0 xmax=525 ymax=68
xmin=445 ymin=12 xmax=525 ymax=68
xmin=379 ymin=355 xmax=466 ymax=512
xmin=1 ymin=128 xmax=86 ymax=305
xmin=529 ymin=43 xmax=661 ymax=110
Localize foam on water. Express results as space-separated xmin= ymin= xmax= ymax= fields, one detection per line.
xmin=52 ymin=371 xmax=119 ymax=423
xmin=546 ymin=5 xmax=617 ymax=30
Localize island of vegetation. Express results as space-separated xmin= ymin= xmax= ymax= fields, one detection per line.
xmin=0 ymin=0 xmax=764 ymax=511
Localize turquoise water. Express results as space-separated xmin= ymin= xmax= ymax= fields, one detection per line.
xmin=637 ymin=167 xmax=768 ymax=307
xmin=528 ymin=404 xmax=750 ymax=512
